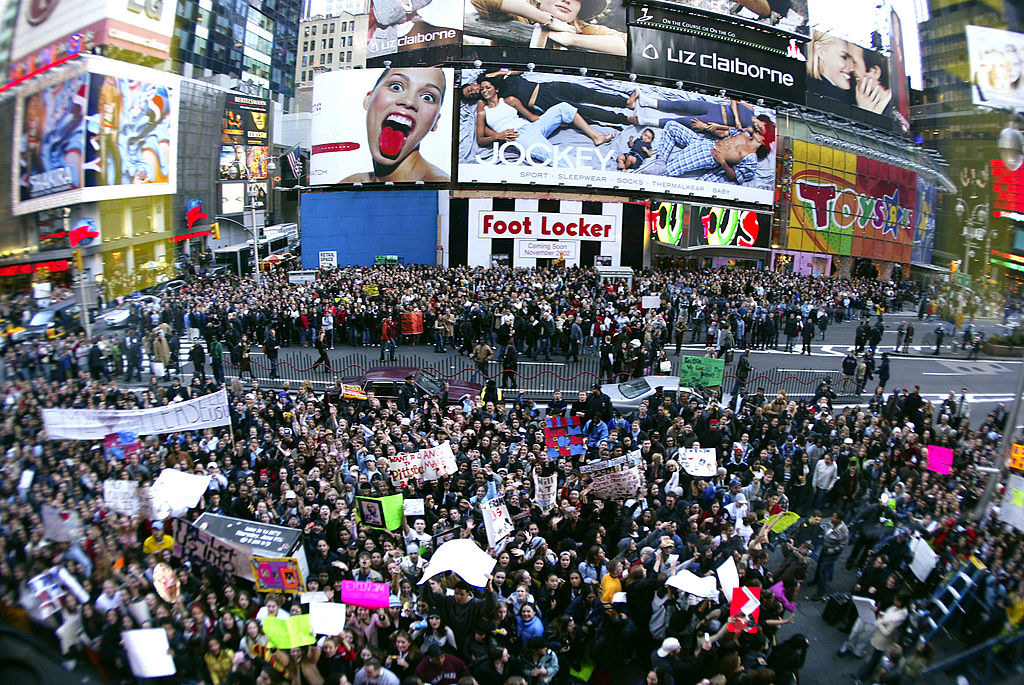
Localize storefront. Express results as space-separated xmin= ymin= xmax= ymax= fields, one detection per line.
xmin=769 ymin=249 xmax=833 ymax=276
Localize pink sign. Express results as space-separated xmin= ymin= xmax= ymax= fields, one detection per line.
xmin=926 ymin=445 xmax=954 ymax=475
xmin=340 ymin=580 xmax=390 ymax=608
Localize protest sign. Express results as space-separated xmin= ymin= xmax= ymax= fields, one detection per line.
xmin=678 ymin=355 xmax=725 ymax=388
xmin=41 ymin=505 xmax=84 ymax=542
xmin=1000 ymin=474 xmax=1024 ymax=534
xmin=852 ymin=596 xmax=877 ymax=624
xmin=251 ymin=557 xmax=304 ymax=593
xmin=403 ymin=498 xmax=425 ymax=516
xmin=909 ymin=536 xmax=938 ymax=582
xmin=309 ymin=602 xmax=347 ymax=635
xmin=17 ymin=469 xmax=33 ymax=497
xmin=104 ymin=431 xmax=140 ymax=460
xmin=481 ymin=496 xmax=516 ymax=548
xmin=356 ymin=495 xmax=404 ymax=531
xmin=123 ymin=629 xmax=176 ymax=678
xmin=544 ymin=416 xmax=586 ymax=459
xmin=534 ymin=473 xmax=558 ymax=514
xmin=388 ymin=450 xmax=424 ymax=486
xmin=300 ymin=591 xmax=329 ymax=604
xmin=340 ymin=580 xmax=391 ymax=608
xmin=680 ymin=448 xmax=718 ymax=478
xmin=419 ymin=539 xmax=496 ymax=587
xmin=728 ymin=586 xmax=761 ymax=633
xmin=925 ymin=445 xmax=954 ymax=475
xmin=765 ymin=511 xmax=801 ymax=534
xmin=153 ymin=562 xmax=181 ymax=603
xmin=42 ymin=388 xmax=231 ymax=439
xmin=400 ymin=311 xmax=423 ymax=335
xmin=589 ymin=466 xmax=643 ymax=498
xmin=421 ymin=441 xmax=457 ymax=481
xmin=641 ymin=294 xmax=661 ymax=309
xmin=149 ymin=469 xmax=212 ymax=519
xmin=717 ymin=557 xmax=740 ymax=599
xmin=27 ymin=568 xmax=67 ymax=618
xmin=431 ymin=527 xmax=460 ymax=549
xmin=173 ymin=519 xmax=248 ymax=580
xmin=666 ymin=570 xmax=719 ymax=600
xmin=262 ymin=615 xmax=316 ymax=649
xmin=103 ymin=479 xmax=142 ymax=516
xmin=342 ymin=384 xmax=367 ymax=400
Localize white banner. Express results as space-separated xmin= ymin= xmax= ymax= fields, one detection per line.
xmin=480 ymin=496 xmax=515 ymax=548
xmin=104 ymin=479 xmax=142 ymax=516
xmin=42 ymin=389 xmax=231 ymax=440
xmin=388 ymin=449 xmax=424 ymax=486
xmin=421 ymin=441 xmax=457 ymax=482
xmin=418 ymin=539 xmax=496 ymax=587
xmin=534 ymin=473 xmax=558 ymax=514
xmin=681 ymin=448 xmax=718 ymax=477
xmin=1000 ymin=474 xmax=1024 ymax=534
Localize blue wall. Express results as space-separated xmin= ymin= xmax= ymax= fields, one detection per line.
xmin=300 ymin=191 xmax=437 ymax=268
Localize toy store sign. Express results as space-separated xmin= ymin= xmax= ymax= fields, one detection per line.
xmin=476 ymin=211 xmax=619 ymax=242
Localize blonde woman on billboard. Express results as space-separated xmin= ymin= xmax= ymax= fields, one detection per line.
xmin=342 ymin=67 xmax=450 ymax=183
xmin=806 ymin=31 xmax=890 ymax=114
xmin=470 ymin=0 xmax=626 ymax=56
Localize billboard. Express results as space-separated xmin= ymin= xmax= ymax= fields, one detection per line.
xmin=17 ymin=73 xmax=88 ymax=203
xmin=806 ymin=31 xmax=895 ymax=119
xmin=911 ymin=177 xmax=936 ymax=266
xmin=966 ymin=25 xmax=1024 ymax=111
xmin=464 ymin=0 xmax=626 ymax=57
xmin=457 ymin=70 xmax=777 ymax=204
xmin=889 ymin=8 xmax=910 ymax=133
xmin=786 ymin=140 xmax=915 ymax=263
xmin=311 ymin=68 xmax=455 ymax=185
xmin=367 ymin=0 xmax=463 ymax=58
xmin=221 ymin=94 xmax=270 ymax=146
xmin=628 ymin=5 xmax=807 ymax=103
xmin=659 ymin=0 xmax=809 ymax=36
xmin=688 ymin=204 xmax=772 ymax=248
xmin=992 ymin=158 xmax=1024 ymax=217
xmin=220 ymin=94 xmax=270 ymax=213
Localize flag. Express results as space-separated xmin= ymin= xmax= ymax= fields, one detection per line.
xmin=544 ymin=416 xmax=586 ymax=459
xmin=284 ymin=144 xmax=301 ymax=179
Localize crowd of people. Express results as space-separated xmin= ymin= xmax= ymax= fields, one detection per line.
xmin=0 ymin=265 xmax=1021 ymax=685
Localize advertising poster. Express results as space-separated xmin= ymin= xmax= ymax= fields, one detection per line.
xmin=966 ymin=25 xmax=1024 ymax=111
xmin=84 ymin=74 xmax=174 ymax=187
xmin=912 ymin=177 xmax=936 ymax=266
xmin=628 ymin=6 xmax=806 ymax=104
xmin=311 ymin=68 xmax=455 ymax=185
xmin=688 ymin=204 xmax=772 ymax=248
xmin=18 ymin=73 xmax=88 ymax=202
xmin=367 ymin=0 xmax=464 ymax=58
xmin=220 ymin=145 xmax=248 ymax=180
xmin=247 ymin=146 xmax=269 ymax=180
xmin=663 ymin=0 xmax=809 ymax=36
xmin=458 ymin=70 xmax=777 ymax=204
xmin=648 ymin=201 xmax=688 ymax=246
xmin=222 ymin=183 xmax=245 ymax=214
xmin=889 ymin=8 xmax=910 ymax=133
xmin=221 ymin=94 xmax=270 ymax=146
xmin=786 ymin=140 xmax=915 ymax=263
xmin=220 ymin=93 xmax=270 ymax=214
xmin=464 ymin=0 xmax=626 ymax=57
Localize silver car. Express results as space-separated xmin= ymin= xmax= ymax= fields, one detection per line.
xmin=600 ymin=375 xmax=703 ymax=411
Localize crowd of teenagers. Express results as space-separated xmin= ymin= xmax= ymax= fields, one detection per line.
xmin=0 ymin=265 xmax=1022 ymax=685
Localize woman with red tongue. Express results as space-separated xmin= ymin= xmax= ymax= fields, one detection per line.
xmin=342 ymin=67 xmax=451 ymax=183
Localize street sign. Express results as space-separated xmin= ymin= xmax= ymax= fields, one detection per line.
xmin=954 ymin=273 xmax=971 ymax=287
xmin=1011 ymin=443 xmax=1024 ymax=472
xmin=318 ymin=251 xmax=337 ymax=269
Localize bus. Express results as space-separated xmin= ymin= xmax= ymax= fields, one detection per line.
xmin=214 ymin=233 xmax=291 ymax=277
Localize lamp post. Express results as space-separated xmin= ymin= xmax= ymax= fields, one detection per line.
xmin=244 ymin=160 xmax=276 ymax=288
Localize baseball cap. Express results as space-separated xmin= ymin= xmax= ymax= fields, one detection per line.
xmin=657 ymin=637 xmax=681 ymax=657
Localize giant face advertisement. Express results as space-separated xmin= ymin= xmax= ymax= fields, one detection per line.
xmin=18 ymin=73 xmax=88 ymax=203
xmin=367 ymin=0 xmax=463 ymax=58
xmin=786 ymin=141 xmax=915 ymax=263
xmin=463 ymin=0 xmax=627 ymax=57
xmin=457 ymin=70 xmax=777 ymax=205
xmin=220 ymin=94 xmax=270 ymax=213
xmin=311 ymin=68 xmax=455 ymax=185
xmin=966 ymin=25 xmax=1024 ymax=111
xmin=628 ymin=5 xmax=807 ymax=103
xmin=660 ymin=0 xmax=809 ymax=36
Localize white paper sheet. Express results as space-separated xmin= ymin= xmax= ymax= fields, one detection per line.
xmin=122 ymin=628 xmax=175 ymax=678
xmin=716 ymin=556 xmax=740 ymax=599
xmin=909 ymin=537 xmax=938 ymax=582
xmin=403 ymin=499 xmax=425 ymax=516
xmin=418 ymin=539 xmax=496 ymax=587
xmin=666 ymin=569 xmax=719 ymax=600
xmin=149 ymin=469 xmax=212 ymax=519
xmin=308 ymin=602 xmax=347 ymax=635
xmin=852 ymin=595 xmax=877 ymax=624
xmin=300 ymin=591 xmax=330 ymax=604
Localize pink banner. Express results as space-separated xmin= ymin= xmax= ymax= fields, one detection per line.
xmin=926 ymin=445 xmax=954 ymax=475
xmin=340 ymin=580 xmax=390 ymax=608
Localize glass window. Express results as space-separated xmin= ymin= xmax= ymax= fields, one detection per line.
xmin=346 ymin=50 xmax=352 ymax=61
xmin=328 ymin=37 xmax=333 ymax=48
xmin=311 ymin=25 xmax=316 ymax=35
xmin=327 ymin=53 xmax=332 ymax=63
xmin=330 ymin=22 xmax=335 ymax=31
xmin=617 ymin=378 xmax=651 ymax=399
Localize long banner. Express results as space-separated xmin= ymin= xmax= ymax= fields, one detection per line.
xmin=42 ymin=389 xmax=232 ymax=439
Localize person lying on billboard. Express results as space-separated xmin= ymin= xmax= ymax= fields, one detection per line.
xmin=342 ymin=67 xmax=450 ymax=183
xmin=654 ymin=115 xmax=774 ymax=185
xmin=470 ymin=0 xmax=626 ymax=55
xmin=806 ymin=32 xmax=891 ymax=115
xmin=472 ymin=77 xmax=615 ymax=165
xmin=617 ymin=128 xmax=654 ymax=170
xmin=630 ymin=95 xmax=760 ymax=136
xmin=367 ymin=0 xmax=432 ymax=55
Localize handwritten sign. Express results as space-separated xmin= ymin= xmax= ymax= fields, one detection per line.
xmin=400 ymin=311 xmax=423 ymax=335
xmin=340 ymin=580 xmax=390 ymax=608
xmin=1011 ymin=443 xmax=1024 ymax=472
xmin=534 ymin=473 xmax=558 ymax=514
xmin=421 ymin=441 xmax=457 ymax=481
xmin=926 ymin=445 xmax=954 ymax=475
xmin=678 ymin=355 xmax=725 ymax=388
xmin=728 ymin=586 xmax=761 ymax=633
xmin=342 ymin=384 xmax=367 ymax=400
xmin=173 ymin=519 xmax=248 ymax=580
xmin=388 ymin=450 xmax=424 ymax=486
xmin=681 ymin=448 xmax=718 ymax=477
xmin=41 ymin=505 xmax=84 ymax=542
xmin=42 ymin=388 xmax=231 ymax=439
xmin=481 ymin=496 xmax=516 ymax=548
xmin=103 ymin=479 xmax=141 ymax=516
xmin=1000 ymin=474 xmax=1024 ymax=534
xmin=251 ymin=557 xmax=304 ymax=593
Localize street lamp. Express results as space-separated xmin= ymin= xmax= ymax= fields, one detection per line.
xmin=246 ymin=160 xmax=276 ymax=288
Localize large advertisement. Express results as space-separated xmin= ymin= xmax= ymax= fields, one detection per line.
xmin=912 ymin=177 xmax=936 ymax=266
xmin=661 ymin=0 xmax=809 ymax=36
xmin=12 ymin=59 xmax=179 ymax=216
xmin=805 ymin=31 xmax=896 ymax=119
xmin=220 ymin=94 xmax=270 ymax=213
xmin=966 ymin=25 xmax=1024 ymax=111
xmin=367 ymin=0 xmax=464 ymax=58
xmin=628 ymin=5 xmax=807 ymax=103
xmin=457 ymin=70 xmax=777 ymax=204
xmin=786 ymin=140 xmax=915 ymax=263
xmin=464 ymin=0 xmax=627 ymax=57
xmin=648 ymin=201 xmax=771 ymax=248
xmin=311 ymin=68 xmax=455 ymax=185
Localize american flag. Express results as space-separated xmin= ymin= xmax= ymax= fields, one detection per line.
xmin=284 ymin=144 xmax=301 ymax=180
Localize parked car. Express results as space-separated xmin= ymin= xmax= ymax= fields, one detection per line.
xmin=99 ymin=295 xmax=161 ymax=328
xmin=147 ymin=279 xmax=188 ymax=296
xmin=342 ymin=367 xmax=482 ymax=404
xmin=23 ymin=302 xmax=84 ymax=339
xmin=600 ymin=375 xmax=702 ymax=411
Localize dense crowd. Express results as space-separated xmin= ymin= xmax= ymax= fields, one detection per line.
xmin=0 ymin=265 xmax=1021 ymax=685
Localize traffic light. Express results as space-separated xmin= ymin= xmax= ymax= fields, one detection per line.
xmin=950 ymin=260 xmax=960 ymax=273
xmin=211 ymin=222 xmax=220 ymax=240
xmin=73 ymin=249 xmax=83 ymax=271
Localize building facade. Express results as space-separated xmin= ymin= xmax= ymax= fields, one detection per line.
xmin=295 ymin=12 xmax=368 ymax=88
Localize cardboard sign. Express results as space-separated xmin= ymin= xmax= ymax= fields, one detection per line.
xmin=534 ymin=473 xmax=558 ymax=514
xmin=1000 ymin=474 xmax=1024 ymax=534
xmin=149 ymin=469 xmax=212 ymax=519
xmin=589 ymin=466 xmax=643 ymax=498
xmin=104 ymin=431 xmax=140 ymax=460
xmin=356 ymin=495 xmax=404 ymax=531
xmin=340 ymin=580 xmax=390 ymax=608
xmin=680 ymin=448 xmax=718 ymax=477
xmin=717 ymin=556 xmax=740 ymax=599
xmin=173 ymin=519 xmax=248 ymax=580
xmin=421 ymin=442 xmax=457 ymax=481
xmin=251 ymin=557 xmax=304 ymax=593
xmin=925 ymin=445 xmax=954 ymax=475
xmin=103 ymin=479 xmax=142 ymax=516
xmin=909 ymin=536 xmax=938 ymax=582
xmin=678 ymin=355 xmax=725 ymax=388
xmin=728 ymin=586 xmax=761 ymax=633
xmin=418 ymin=539 xmax=496 ymax=588
xmin=27 ymin=568 xmax=67 ymax=618
xmin=481 ymin=496 xmax=516 ymax=548
xmin=342 ymin=384 xmax=367 ymax=400
xmin=388 ymin=450 xmax=424 ymax=486
xmin=309 ymin=602 xmax=347 ymax=635
xmin=400 ymin=311 xmax=423 ymax=335
xmin=544 ymin=416 xmax=586 ymax=459
xmin=403 ymin=498 xmax=425 ymax=516
xmin=40 ymin=505 xmax=84 ymax=542
xmin=1010 ymin=443 xmax=1024 ymax=472
xmin=123 ymin=629 xmax=176 ymax=678
xmin=766 ymin=511 xmax=801 ymax=534
xmin=262 ymin=615 xmax=316 ymax=649
xmin=666 ymin=570 xmax=719 ymax=600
